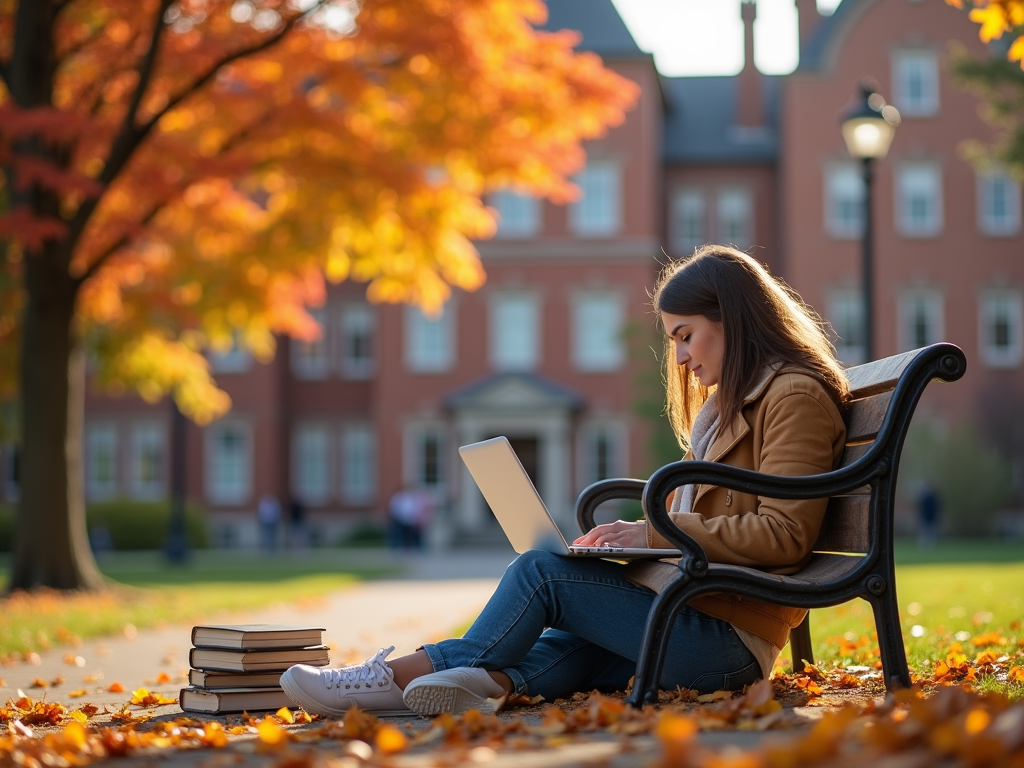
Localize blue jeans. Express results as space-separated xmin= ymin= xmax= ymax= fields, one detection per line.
xmin=422 ymin=550 xmax=760 ymax=701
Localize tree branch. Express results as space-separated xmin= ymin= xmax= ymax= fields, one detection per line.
xmin=73 ymin=200 xmax=165 ymax=287
xmin=72 ymin=106 xmax=275 ymax=287
xmin=67 ymin=1 xmax=325 ymax=265
xmin=0 ymin=58 xmax=9 ymax=92
xmin=98 ymin=0 xmax=174 ymax=186
xmin=134 ymin=1 xmax=327 ymax=143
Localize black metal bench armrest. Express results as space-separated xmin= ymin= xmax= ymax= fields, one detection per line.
xmin=641 ymin=458 xmax=886 ymax=577
xmin=575 ymin=478 xmax=646 ymax=533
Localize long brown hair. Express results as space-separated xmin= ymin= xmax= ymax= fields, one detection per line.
xmin=653 ymin=246 xmax=849 ymax=446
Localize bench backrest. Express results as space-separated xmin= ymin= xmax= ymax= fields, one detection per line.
xmin=811 ymin=344 xmax=967 ymax=555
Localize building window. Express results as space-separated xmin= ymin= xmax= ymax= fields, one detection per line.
xmin=977 ymin=170 xmax=1022 ymax=237
xmin=490 ymin=293 xmax=540 ymax=371
xmin=406 ymin=426 xmax=446 ymax=489
xmin=405 ymin=303 xmax=455 ymax=373
xmin=492 ymin=189 xmax=540 ymax=238
xmin=292 ymin=424 xmax=331 ymax=504
xmin=129 ymin=422 xmax=164 ymax=500
xmin=340 ymin=303 xmax=376 ymax=379
xmin=979 ymin=289 xmax=1024 ymax=368
xmin=892 ymin=49 xmax=939 ymax=118
xmin=209 ymin=332 xmax=252 ymax=374
xmin=341 ymin=424 xmax=376 ymax=505
xmin=572 ymin=291 xmax=625 ymax=372
xmin=2 ymin=444 xmax=19 ymax=502
xmin=824 ymin=162 xmax=864 ymax=239
xmin=828 ymin=288 xmax=866 ymax=366
xmin=670 ymin=189 xmax=706 ymax=253
xmin=292 ymin=306 xmax=330 ymax=379
xmin=205 ymin=420 xmax=251 ymax=505
xmin=898 ymin=289 xmax=944 ymax=352
xmin=896 ymin=162 xmax=943 ymax=237
xmin=716 ymin=188 xmax=752 ymax=247
xmin=85 ymin=423 xmax=118 ymax=501
xmin=577 ymin=421 xmax=626 ymax=491
xmin=570 ymin=160 xmax=621 ymax=237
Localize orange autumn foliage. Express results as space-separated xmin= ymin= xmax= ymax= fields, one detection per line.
xmin=947 ymin=0 xmax=1024 ymax=67
xmin=0 ymin=0 xmax=637 ymax=419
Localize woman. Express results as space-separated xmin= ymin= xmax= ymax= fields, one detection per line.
xmin=280 ymin=245 xmax=849 ymax=718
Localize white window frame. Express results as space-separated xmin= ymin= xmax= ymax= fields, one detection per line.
xmin=575 ymin=420 xmax=628 ymax=493
xmin=85 ymin=422 xmax=119 ymax=501
xmin=292 ymin=306 xmax=331 ymax=380
xmin=403 ymin=422 xmax=447 ymax=492
xmin=670 ymin=188 xmax=706 ymax=253
xmin=571 ymin=290 xmax=625 ymax=372
xmin=204 ymin=419 xmax=252 ymax=506
xmin=979 ymin=288 xmax=1024 ymax=368
xmin=827 ymin=288 xmax=866 ymax=367
xmin=405 ymin=303 xmax=455 ymax=373
xmin=892 ymin=49 xmax=940 ymax=118
xmin=824 ymin=161 xmax=864 ymax=239
xmin=292 ymin=423 xmax=332 ymax=505
xmin=489 ymin=292 xmax=540 ymax=371
xmin=341 ymin=423 xmax=376 ymax=505
xmin=898 ymin=288 xmax=945 ymax=352
xmin=977 ymin=170 xmax=1022 ymax=237
xmin=209 ymin=332 xmax=252 ymax=374
xmin=129 ymin=421 xmax=165 ymax=500
xmin=339 ymin=303 xmax=376 ymax=379
xmin=716 ymin=187 xmax=753 ymax=247
xmin=570 ymin=160 xmax=621 ymax=237
xmin=896 ymin=162 xmax=943 ymax=238
xmin=492 ymin=189 xmax=541 ymax=238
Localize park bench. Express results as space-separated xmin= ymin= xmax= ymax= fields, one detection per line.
xmin=576 ymin=342 xmax=967 ymax=707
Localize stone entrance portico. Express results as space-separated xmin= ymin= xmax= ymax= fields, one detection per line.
xmin=446 ymin=374 xmax=583 ymax=536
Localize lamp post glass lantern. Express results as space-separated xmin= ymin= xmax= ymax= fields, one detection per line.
xmin=841 ymin=84 xmax=900 ymax=363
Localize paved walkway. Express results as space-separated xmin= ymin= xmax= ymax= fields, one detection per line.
xmin=2 ymin=547 xmax=516 ymax=709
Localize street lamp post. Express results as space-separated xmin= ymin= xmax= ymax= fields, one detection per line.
xmin=840 ymin=84 xmax=900 ymax=363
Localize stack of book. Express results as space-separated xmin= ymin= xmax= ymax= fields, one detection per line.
xmin=179 ymin=624 xmax=329 ymax=713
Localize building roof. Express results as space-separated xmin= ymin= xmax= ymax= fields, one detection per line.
xmin=798 ymin=0 xmax=869 ymax=73
xmin=661 ymin=75 xmax=781 ymax=164
xmin=540 ymin=0 xmax=646 ymax=57
xmin=445 ymin=372 xmax=584 ymax=412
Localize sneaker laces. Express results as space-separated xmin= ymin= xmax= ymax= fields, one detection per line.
xmin=323 ymin=646 xmax=396 ymax=691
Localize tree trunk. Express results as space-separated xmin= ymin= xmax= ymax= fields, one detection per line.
xmin=8 ymin=239 xmax=105 ymax=591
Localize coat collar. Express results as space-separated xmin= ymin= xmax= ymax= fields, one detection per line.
xmin=704 ymin=363 xmax=781 ymax=464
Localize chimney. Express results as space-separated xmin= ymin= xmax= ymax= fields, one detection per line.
xmin=736 ymin=0 xmax=763 ymax=128
xmin=795 ymin=0 xmax=823 ymax=59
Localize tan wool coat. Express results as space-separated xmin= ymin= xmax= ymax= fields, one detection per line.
xmin=625 ymin=367 xmax=848 ymax=649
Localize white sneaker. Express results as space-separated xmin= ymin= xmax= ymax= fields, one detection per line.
xmin=280 ymin=646 xmax=411 ymax=717
xmin=402 ymin=667 xmax=507 ymax=716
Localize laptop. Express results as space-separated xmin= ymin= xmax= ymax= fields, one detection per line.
xmin=458 ymin=436 xmax=681 ymax=558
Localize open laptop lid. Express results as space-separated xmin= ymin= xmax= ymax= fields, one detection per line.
xmin=458 ymin=436 xmax=570 ymax=555
xmin=458 ymin=436 xmax=679 ymax=558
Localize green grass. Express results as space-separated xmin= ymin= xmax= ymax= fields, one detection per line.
xmin=0 ymin=550 xmax=401 ymax=657
xmin=793 ymin=538 xmax=1024 ymax=697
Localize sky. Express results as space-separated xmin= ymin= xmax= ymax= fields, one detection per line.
xmin=609 ymin=0 xmax=843 ymax=76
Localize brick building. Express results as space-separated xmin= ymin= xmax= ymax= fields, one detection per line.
xmin=2 ymin=0 xmax=1022 ymax=544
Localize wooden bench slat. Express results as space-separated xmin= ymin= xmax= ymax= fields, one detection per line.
xmin=814 ymin=495 xmax=870 ymax=553
xmin=846 ymin=390 xmax=894 ymax=444
xmin=844 ymin=347 xmax=925 ymax=398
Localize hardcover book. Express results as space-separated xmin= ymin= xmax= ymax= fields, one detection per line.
xmin=191 ymin=624 xmax=326 ymax=650
xmin=189 ymin=645 xmax=330 ymax=672
xmin=179 ymin=685 xmax=294 ymax=714
xmin=188 ymin=669 xmax=285 ymax=689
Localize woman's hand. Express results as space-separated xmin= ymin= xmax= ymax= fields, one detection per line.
xmin=573 ymin=520 xmax=647 ymax=548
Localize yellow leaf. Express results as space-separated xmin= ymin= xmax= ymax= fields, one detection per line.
xmin=969 ymin=5 xmax=1011 ymax=42
xmin=375 ymin=724 xmax=409 ymax=754
xmin=1009 ymin=35 xmax=1024 ymax=62
xmin=257 ymin=717 xmax=286 ymax=746
xmin=68 ymin=689 xmax=87 ymax=698
xmin=62 ymin=720 xmax=88 ymax=748
xmin=275 ymin=707 xmax=295 ymax=724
